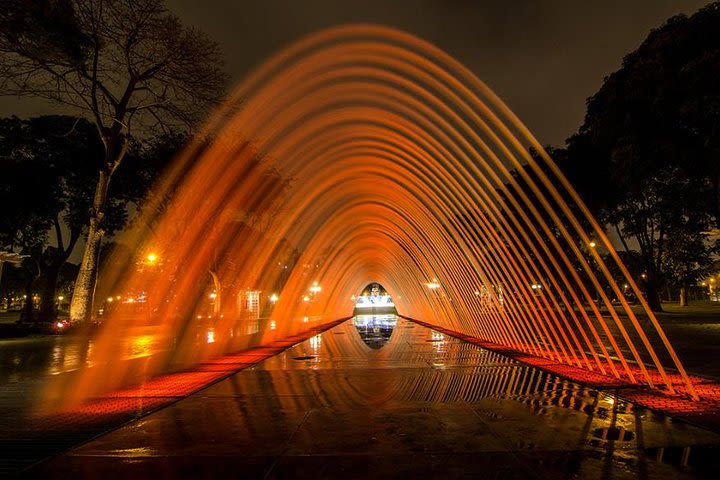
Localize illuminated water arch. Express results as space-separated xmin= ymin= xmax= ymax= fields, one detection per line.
xmin=63 ymin=24 xmax=696 ymax=404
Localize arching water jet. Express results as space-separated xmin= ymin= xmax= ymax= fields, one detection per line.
xmin=44 ymin=24 xmax=698 ymax=410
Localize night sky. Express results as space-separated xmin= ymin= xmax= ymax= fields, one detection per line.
xmin=0 ymin=0 xmax=709 ymax=146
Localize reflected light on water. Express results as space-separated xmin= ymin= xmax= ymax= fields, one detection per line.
xmin=45 ymin=24 xmax=698 ymax=410
xmin=309 ymin=334 xmax=322 ymax=351
xmin=354 ymin=314 xmax=397 ymax=349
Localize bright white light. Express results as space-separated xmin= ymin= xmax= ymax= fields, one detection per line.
xmin=426 ymin=278 xmax=440 ymax=289
xmin=270 ymin=293 xmax=279 ymax=303
xmin=56 ymin=322 xmax=64 ymax=328
xmin=355 ymin=295 xmax=395 ymax=308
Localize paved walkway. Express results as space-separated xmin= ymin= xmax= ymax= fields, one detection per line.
xmin=25 ymin=316 xmax=720 ymax=479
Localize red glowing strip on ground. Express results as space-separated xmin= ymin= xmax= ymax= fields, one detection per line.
xmin=36 ymin=318 xmax=348 ymax=429
xmin=406 ymin=316 xmax=720 ymax=432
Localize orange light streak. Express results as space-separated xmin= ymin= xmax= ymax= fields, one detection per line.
xmin=43 ymin=24 xmax=699 ymax=409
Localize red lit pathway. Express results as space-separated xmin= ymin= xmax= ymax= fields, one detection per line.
xmin=25 ymin=316 xmax=720 ymax=479
xmin=406 ymin=317 xmax=720 ymax=432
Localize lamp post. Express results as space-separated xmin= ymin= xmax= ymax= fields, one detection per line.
xmin=587 ymin=241 xmax=602 ymax=307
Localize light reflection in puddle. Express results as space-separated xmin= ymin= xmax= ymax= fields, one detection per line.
xmin=353 ymin=314 xmax=397 ymax=349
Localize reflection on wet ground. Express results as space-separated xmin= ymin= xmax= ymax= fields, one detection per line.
xmin=0 ymin=335 xmax=92 ymax=384
xmin=28 ymin=315 xmax=720 ymax=479
xmin=0 ymin=317 xmax=288 ymax=386
xmin=353 ymin=314 xmax=396 ymax=349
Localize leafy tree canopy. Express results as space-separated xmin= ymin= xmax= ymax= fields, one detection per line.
xmin=562 ymin=3 xmax=720 ymax=309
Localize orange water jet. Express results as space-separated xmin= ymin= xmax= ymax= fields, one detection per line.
xmin=44 ymin=24 xmax=698 ymax=409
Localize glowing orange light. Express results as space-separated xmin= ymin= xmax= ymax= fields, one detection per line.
xmin=49 ymin=24 xmax=698 ymax=409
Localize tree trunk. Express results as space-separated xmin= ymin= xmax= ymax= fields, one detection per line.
xmin=69 ymin=168 xmax=112 ymax=322
xmin=679 ymin=286 xmax=688 ymax=307
xmin=69 ymin=216 xmax=104 ymax=322
xmin=22 ymin=279 xmax=34 ymax=323
xmin=38 ymin=261 xmax=62 ymax=322
xmin=69 ymin=127 xmax=127 ymax=323
xmin=644 ymin=279 xmax=663 ymax=312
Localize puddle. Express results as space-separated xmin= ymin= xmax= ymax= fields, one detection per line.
xmin=353 ymin=314 xmax=396 ymax=349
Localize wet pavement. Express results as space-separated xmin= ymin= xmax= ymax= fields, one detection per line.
xmin=24 ymin=315 xmax=720 ymax=479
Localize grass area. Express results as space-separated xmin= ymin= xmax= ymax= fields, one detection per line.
xmin=0 ymin=311 xmax=21 ymax=324
xmin=597 ymin=300 xmax=720 ymax=321
xmin=655 ymin=300 xmax=720 ymax=316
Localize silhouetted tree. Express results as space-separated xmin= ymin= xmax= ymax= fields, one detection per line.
xmin=0 ymin=115 xmax=169 ymax=320
xmin=564 ymin=3 xmax=720 ymax=310
xmin=0 ymin=0 xmax=227 ymax=321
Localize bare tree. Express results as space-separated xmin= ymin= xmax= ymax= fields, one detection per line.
xmin=0 ymin=0 xmax=227 ymax=321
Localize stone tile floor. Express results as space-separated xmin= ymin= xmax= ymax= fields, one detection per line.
xmin=27 ymin=317 xmax=720 ymax=478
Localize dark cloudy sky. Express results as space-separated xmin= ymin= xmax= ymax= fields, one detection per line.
xmin=0 ymin=0 xmax=710 ymax=145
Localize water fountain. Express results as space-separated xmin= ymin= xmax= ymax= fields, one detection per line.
xmin=45 ymin=24 xmax=698 ymax=409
